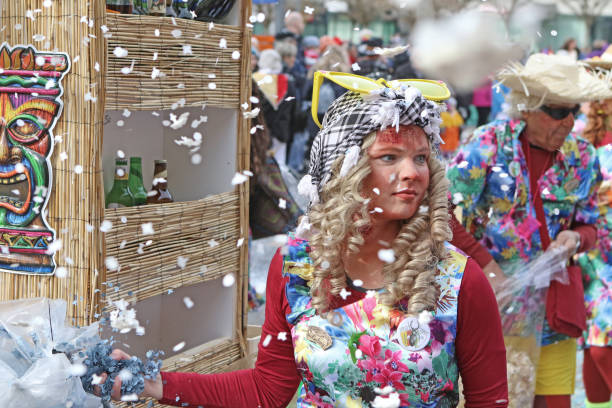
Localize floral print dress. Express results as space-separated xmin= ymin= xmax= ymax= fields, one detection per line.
xmin=578 ymin=144 xmax=612 ymax=347
xmin=446 ymin=119 xmax=601 ymax=345
xmin=283 ymin=234 xmax=467 ymax=407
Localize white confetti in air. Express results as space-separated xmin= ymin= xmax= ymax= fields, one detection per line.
xmin=141 ymin=222 xmax=154 ymax=235
xmin=59 ymin=152 xmax=68 ymax=161
xmin=33 ymin=34 xmax=45 ymax=42
xmin=46 ymin=239 xmax=62 ymax=255
xmin=183 ymin=297 xmax=194 ymax=309
xmin=91 ymin=374 xmax=103 ymax=385
xmin=257 ymin=12 xmax=265 ymax=23
xmin=208 ymin=239 xmax=219 ymax=248
xmin=43 ymin=0 xmax=52 ymax=7
xmin=118 ymin=369 xmax=133 ymax=382
xmin=191 ymin=153 xmax=202 ymax=165
xmin=232 ymin=50 xmax=240 ymax=59
xmin=172 ymin=341 xmax=186 ymax=352
xmin=100 ymin=220 xmax=113 ymax=233
xmin=177 ymin=256 xmax=189 ymax=269
xmin=304 ymin=6 xmax=314 ymax=14
xmin=237 ymin=238 xmax=244 ymax=247
xmin=249 ymin=15 xmax=257 ymax=23
xmin=243 ymin=107 xmax=260 ymax=119
xmin=182 ymin=44 xmax=193 ymax=55
xmin=352 ymin=62 xmax=361 ymax=71
xmin=277 ymin=332 xmax=287 ymax=341
xmin=113 ymin=46 xmax=128 ymax=58
xmin=151 ymin=67 xmax=161 ymax=79
xmin=222 ymin=273 xmax=236 ymax=287
xmin=340 ymin=288 xmax=351 ymax=300
xmin=121 ymin=60 xmax=135 ymax=75
xmin=14 ymin=24 xmax=22 ymax=30
xmin=372 ymin=188 xmax=380 ymax=195
xmin=208 ymin=82 xmax=217 ymax=90
xmin=452 ymin=192 xmax=464 ymax=205
xmin=550 ymin=29 xmax=558 ymax=36
xmin=231 ymin=172 xmax=249 ymax=185
xmin=170 ymin=112 xmax=190 ymax=129
xmin=489 ymin=272 xmax=496 ymax=278
xmin=372 ymin=391 xmax=401 ymax=408
xmin=373 ymin=207 xmax=383 ymax=213
xmin=418 ymin=310 xmax=433 ymax=325
xmin=116 ymin=120 xmax=124 ymax=127
xmin=116 ymin=150 xmax=125 ymax=158
xmin=153 ymin=52 xmax=158 ymax=61
xmin=55 ymin=266 xmax=68 ymax=278
xmin=110 ymin=299 xmax=144 ymax=335
xmin=262 ymin=334 xmax=272 ymax=347
xmin=353 ymin=279 xmax=363 ymax=287
xmin=219 ymin=38 xmax=227 ymax=48
xmin=105 ymin=256 xmax=119 ymax=271
xmin=101 ymin=25 xmax=109 ymax=34
xmin=279 ymin=198 xmax=287 ymax=209
xmin=378 ymin=249 xmax=396 ymax=263
xmin=122 ymin=109 xmax=131 ymax=118
xmin=84 ymin=92 xmax=97 ymax=102
xmin=171 ymin=29 xmax=182 ymax=38
xmin=457 ymin=160 xmax=468 ymax=168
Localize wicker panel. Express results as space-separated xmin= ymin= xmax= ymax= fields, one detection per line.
xmin=105 ymin=14 xmax=243 ymax=111
xmin=0 ymin=0 xmax=106 ymax=326
xmin=104 ymin=191 xmax=241 ymax=304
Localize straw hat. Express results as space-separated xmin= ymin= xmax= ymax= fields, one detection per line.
xmin=584 ymin=44 xmax=612 ymax=69
xmin=497 ymin=53 xmax=612 ymax=105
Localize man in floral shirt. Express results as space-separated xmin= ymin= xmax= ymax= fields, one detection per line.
xmin=447 ymin=54 xmax=609 ymax=408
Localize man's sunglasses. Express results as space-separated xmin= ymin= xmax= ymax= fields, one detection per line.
xmin=539 ymin=105 xmax=580 ymax=120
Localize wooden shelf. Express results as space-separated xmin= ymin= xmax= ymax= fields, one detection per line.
xmin=103 ymin=191 xmax=241 ymax=304
xmin=105 ymin=14 xmax=244 ymax=111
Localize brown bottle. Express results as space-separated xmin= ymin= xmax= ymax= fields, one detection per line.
xmin=147 ymin=160 xmax=174 ymax=204
xmin=106 ymin=0 xmax=133 ymax=14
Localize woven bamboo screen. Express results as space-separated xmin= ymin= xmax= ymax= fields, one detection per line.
xmin=104 ymin=191 xmax=240 ymax=304
xmin=105 ymin=14 xmax=243 ymax=111
xmin=0 ymin=1 xmax=106 ymax=326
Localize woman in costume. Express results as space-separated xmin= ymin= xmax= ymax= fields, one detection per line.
xmin=579 ymin=99 xmax=612 ymax=408
xmin=101 ymin=72 xmax=508 ymax=407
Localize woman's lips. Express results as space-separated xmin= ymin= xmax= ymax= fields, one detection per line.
xmin=393 ymin=189 xmax=417 ymax=200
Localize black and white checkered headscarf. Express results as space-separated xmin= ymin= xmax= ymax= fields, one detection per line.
xmin=297 ymin=84 xmax=443 ymax=206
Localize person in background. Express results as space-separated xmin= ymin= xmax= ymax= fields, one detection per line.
xmin=275 ymin=40 xmax=298 ymax=75
xmin=447 ymin=53 xmax=606 ymax=408
xmin=302 ymin=45 xmax=352 ymax=172
xmin=302 ymin=35 xmax=320 ymax=71
xmin=355 ymin=37 xmax=391 ymax=80
xmin=579 ymin=98 xmax=612 ymax=408
xmin=471 ymin=78 xmax=492 ymax=127
xmin=284 ymin=11 xmax=306 ymax=68
xmin=253 ymin=49 xmax=298 ymax=167
xmin=586 ymin=39 xmax=608 ymax=59
xmin=391 ymin=48 xmax=418 ymax=80
xmin=439 ymin=97 xmax=464 ymax=160
xmin=557 ymin=38 xmax=580 ymax=60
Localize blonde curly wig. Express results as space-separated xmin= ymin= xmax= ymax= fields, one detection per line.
xmin=308 ymin=131 xmax=452 ymax=316
xmin=584 ymin=99 xmax=612 ymax=146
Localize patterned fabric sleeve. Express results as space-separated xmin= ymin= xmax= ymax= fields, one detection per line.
xmin=573 ymin=140 xmax=603 ymax=226
xmin=447 ymin=125 xmax=498 ymax=232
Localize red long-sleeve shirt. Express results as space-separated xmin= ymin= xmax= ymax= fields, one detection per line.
xmin=159 ymin=250 xmax=508 ymax=407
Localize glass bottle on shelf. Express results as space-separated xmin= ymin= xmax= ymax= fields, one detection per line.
xmin=150 ymin=0 xmax=166 ymax=15
xmin=132 ymin=0 xmax=150 ymax=14
xmin=128 ymin=157 xmax=148 ymax=205
xmin=106 ymin=0 xmax=133 ymax=14
xmin=147 ymin=160 xmax=174 ymax=204
xmin=106 ymin=158 xmax=135 ymax=208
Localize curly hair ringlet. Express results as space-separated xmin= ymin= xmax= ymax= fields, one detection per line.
xmin=584 ymin=99 xmax=612 ymax=146
xmin=307 ymin=130 xmax=452 ymax=318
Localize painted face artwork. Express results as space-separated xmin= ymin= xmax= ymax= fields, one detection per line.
xmin=0 ymin=44 xmax=69 ymax=274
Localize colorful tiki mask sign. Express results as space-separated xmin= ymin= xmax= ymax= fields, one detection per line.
xmin=0 ymin=43 xmax=69 ymax=275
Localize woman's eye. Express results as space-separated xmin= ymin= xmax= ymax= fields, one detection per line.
xmin=415 ymin=154 xmax=427 ymax=164
xmin=9 ymin=118 xmax=42 ymax=139
xmin=380 ymin=154 xmax=396 ymax=162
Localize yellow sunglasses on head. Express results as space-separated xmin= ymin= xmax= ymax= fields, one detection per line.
xmin=312 ymin=71 xmax=451 ymax=128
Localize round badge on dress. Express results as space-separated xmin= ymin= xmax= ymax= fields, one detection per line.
xmin=392 ymin=316 xmax=430 ymax=352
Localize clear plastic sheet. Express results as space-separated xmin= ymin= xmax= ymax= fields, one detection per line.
xmin=0 ymin=298 xmax=103 ymax=408
xmin=496 ymin=247 xmax=569 ymax=408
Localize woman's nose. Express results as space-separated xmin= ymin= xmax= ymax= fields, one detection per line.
xmin=399 ymin=158 xmax=418 ymax=180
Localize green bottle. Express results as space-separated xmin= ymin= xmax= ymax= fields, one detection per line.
xmin=106 ymin=158 xmax=135 ymax=208
xmin=128 ymin=157 xmax=148 ymax=205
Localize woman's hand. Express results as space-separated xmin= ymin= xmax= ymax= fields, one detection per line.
xmin=96 ymin=349 xmax=164 ymax=401
xmin=549 ymin=230 xmax=581 ymax=260
xmin=483 ymin=260 xmax=506 ymax=294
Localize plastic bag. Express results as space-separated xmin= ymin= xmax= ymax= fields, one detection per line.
xmin=0 ymin=298 xmax=103 ymax=408
xmin=496 ymin=247 xmax=569 ymax=408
